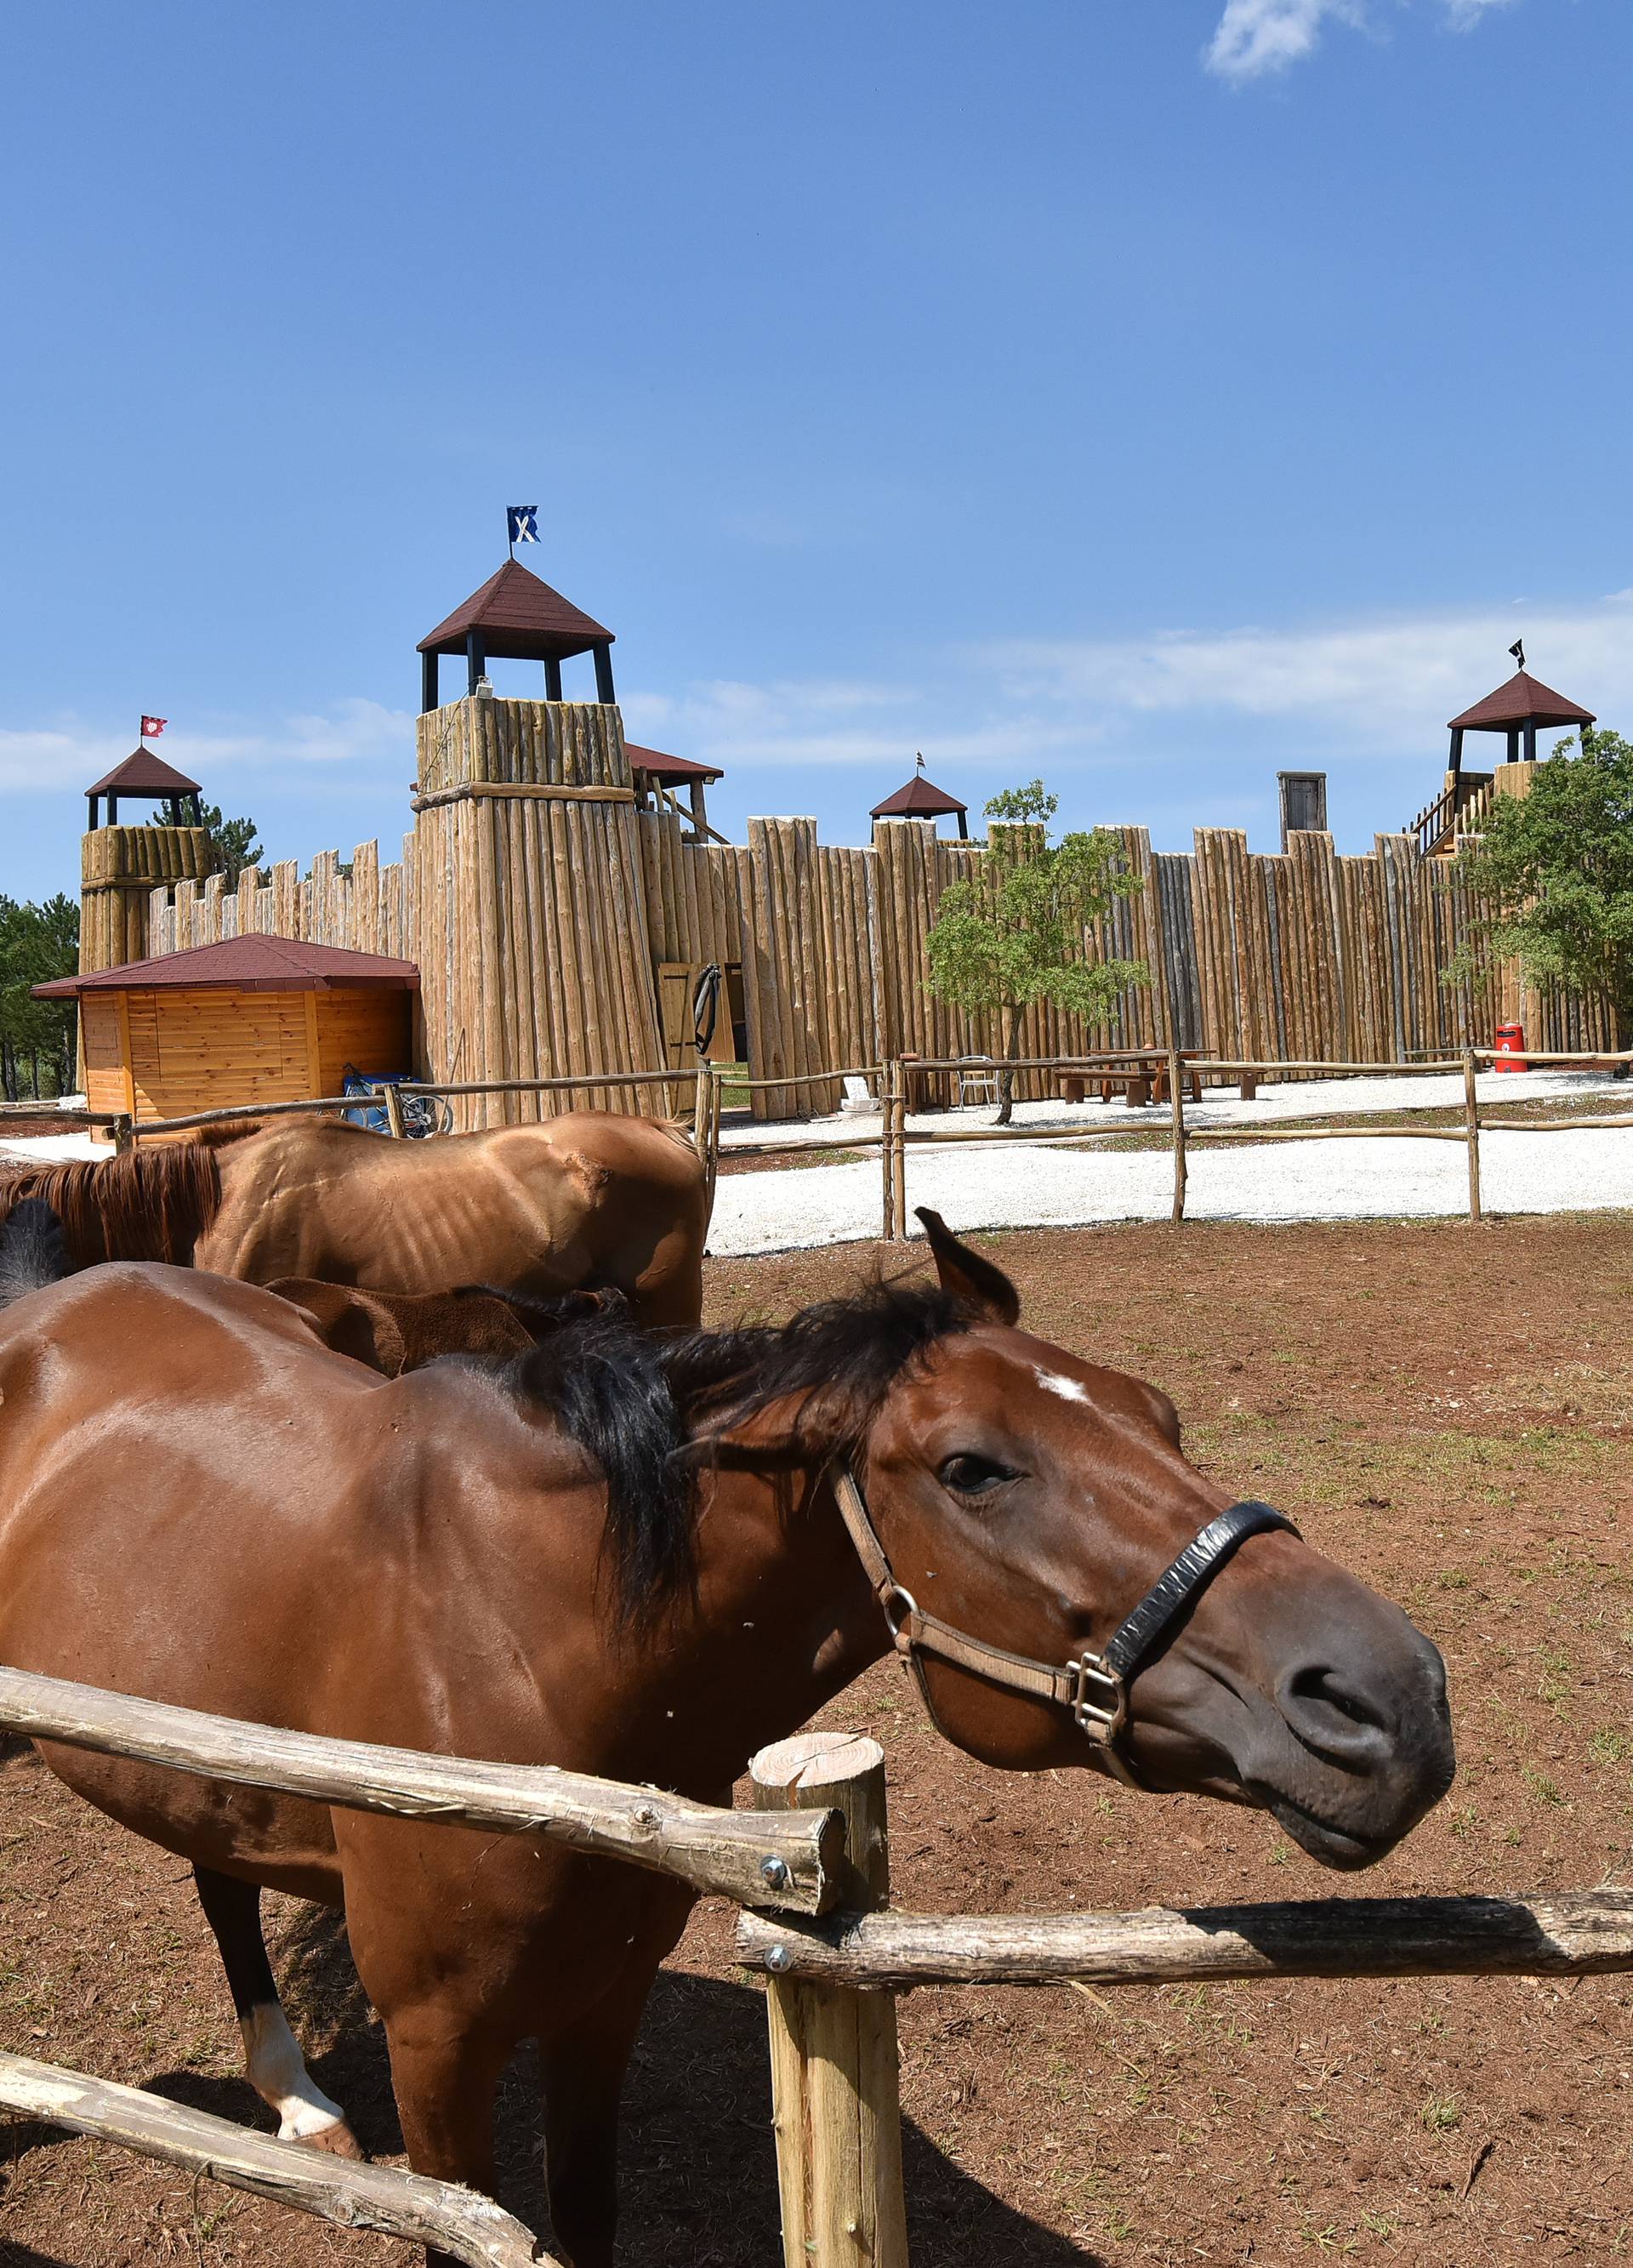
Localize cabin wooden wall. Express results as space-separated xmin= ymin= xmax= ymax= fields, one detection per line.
xmin=83 ymin=986 xmax=413 ymax=1124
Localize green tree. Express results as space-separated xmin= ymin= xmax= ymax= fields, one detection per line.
xmin=925 ymin=779 xmax=1148 ymax=1123
xmin=157 ymin=798 xmax=263 ymax=887
xmin=1448 ymin=727 xmax=1633 ymax=1058
xmin=0 ymin=893 xmax=79 ymax=1101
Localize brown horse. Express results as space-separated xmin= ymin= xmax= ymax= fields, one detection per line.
xmin=0 ymin=1108 xmax=707 ymax=1324
xmin=264 ymin=1275 xmax=558 ymax=1374
xmin=0 ymin=1211 xmax=1453 ymax=2266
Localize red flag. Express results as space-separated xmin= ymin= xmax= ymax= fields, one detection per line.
xmin=140 ymin=715 xmax=167 ymax=738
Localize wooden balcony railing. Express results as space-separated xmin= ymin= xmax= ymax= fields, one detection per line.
xmin=1407 ymin=771 xmax=1493 ymax=858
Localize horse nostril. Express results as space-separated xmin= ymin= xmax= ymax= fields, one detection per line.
xmin=1281 ymin=1663 xmax=1392 ymax=1752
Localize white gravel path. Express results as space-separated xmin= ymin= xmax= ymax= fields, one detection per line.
xmin=0 ymin=1131 xmax=111 ymax=1164
xmin=709 ymin=1070 xmax=1633 ymax=1256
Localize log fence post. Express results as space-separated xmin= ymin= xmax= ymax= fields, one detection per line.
xmin=749 ymin=1732 xmax=909 ymax=2268
xmin=891 ymin=1062 xmax=909 ymax=1242
xmin=381 ymin=1083 xmax=407 ymax=1139
xmin=1463 ymin=1047 xmax=1483 ymax=1224
xmin=1167 ymin=1040 xmax=1186 ymax=1225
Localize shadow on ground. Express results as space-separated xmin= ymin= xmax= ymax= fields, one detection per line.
xmin=3 ymin=1905 xmax=1095 ymax=2268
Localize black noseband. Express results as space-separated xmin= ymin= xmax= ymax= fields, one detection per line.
xmin=1103 ymin=1499 xmax=1299 ymax=1684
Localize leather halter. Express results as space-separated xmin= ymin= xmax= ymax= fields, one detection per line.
xmin=831 ymin=1462 xmax=1298 ymax=1787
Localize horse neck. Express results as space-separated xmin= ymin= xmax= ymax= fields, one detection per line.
xmin=634 ymin=1460 xmax=892 ymax=1797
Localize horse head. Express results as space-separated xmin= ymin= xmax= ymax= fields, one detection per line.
xmin=722 ymin=1211 xmax=1454 ymax=1872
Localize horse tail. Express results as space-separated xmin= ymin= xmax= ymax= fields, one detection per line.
xmin=0 ymin=1143 xmax=225 ymax=1268
xmin=0 ymin=1199 xmax=71 ymax=1308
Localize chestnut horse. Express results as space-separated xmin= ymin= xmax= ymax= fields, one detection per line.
xmin=0 ymin=1108 xmax=707 ymax=1324
xmin=0 ymin=1211 xmax=1453 ymax=2266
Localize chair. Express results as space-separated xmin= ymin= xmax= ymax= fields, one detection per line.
xmin=955 ymin=1055 xmax=1000 ymax=1109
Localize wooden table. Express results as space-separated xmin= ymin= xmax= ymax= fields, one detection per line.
xmin=1061 ymin=1051 xmax=1222 ymax=1108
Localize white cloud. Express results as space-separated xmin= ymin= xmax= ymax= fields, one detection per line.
xmin=1206 ymin=0 xmax=1367 ymax=81
xmin=993 ymin=593 xmax=1633 ymax=753
xmin=0 ymin=699 xmax=414 ymax=795
xmin=1206 ymin=0 xmax=1519 ymax=81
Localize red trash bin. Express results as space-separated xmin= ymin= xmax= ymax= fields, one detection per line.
xmin=1494 ymin=1021 xmax=1528 ymax=1072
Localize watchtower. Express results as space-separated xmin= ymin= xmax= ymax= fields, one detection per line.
xmin=79 ymin=741 xmax=217 ymax=978
xmin=411 ymin=561 xmax=663 ymax=1126
xmin=870 ymin=755 xmax=969 ymax=840
xmin=1408 ymin=657 xmax=1596 ymax=857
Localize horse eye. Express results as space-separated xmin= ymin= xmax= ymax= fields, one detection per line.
xmin=938 ymin=1454 xmax=1012 ymax=1496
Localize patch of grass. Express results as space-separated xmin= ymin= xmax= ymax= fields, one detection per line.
xmin=1522 ymin=1767 xmax=1564 ymax=1806
xmin=1420 ymin=2093 xmax=1462 ymax=2132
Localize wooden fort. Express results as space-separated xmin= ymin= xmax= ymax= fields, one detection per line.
xmin=40 ymin=936 xmax=417 ymax=1128
xmin=71 ymin=565 xmax=1610 ymax=1126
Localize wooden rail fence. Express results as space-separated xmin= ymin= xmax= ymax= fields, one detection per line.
xmin=3 ymin=1669 xmax=1632 ymax=2266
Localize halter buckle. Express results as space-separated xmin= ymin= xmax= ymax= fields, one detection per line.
xmin=880 ymin=1583 xmax=919 ymax=1645
xmin=1067 ymin=1651 xmax=1125 ymax=1743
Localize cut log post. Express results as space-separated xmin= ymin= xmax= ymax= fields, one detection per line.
xmin=1464 ymin=1047 xmax=1483 ymax=1224
xmin=736 ymin=1886 xmax=1633 ymax=1990
xmin=749 ymin=1733 xmax=909 ymax=2268
xmin=1167 ymin=1040 xmax=1186 ymax=1225
xmin=0 ymin=2050 xmax=552 ymax=2268
xmin=879 ymin=1062 xmax=897 ymax=1242
xmin=890 ymin=1062 xmax=908 ymax=1242
xmin=0 ymin=1664 xmax=841 ymax=1914
xmin=382 ymin=1083 xmax=407 ymax=1140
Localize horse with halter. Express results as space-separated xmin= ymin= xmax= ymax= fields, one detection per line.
xmin=0 ymin=1208 xmax=1454 ymax=2267
xmin=0 ymin=1108 xmax=708 ymax=1323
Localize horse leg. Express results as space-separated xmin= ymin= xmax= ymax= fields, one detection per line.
xmin=379 ymin=2004 xmax=514 ymax=2268
xmin=535 ymin=1963 xmax=657 ymax=2268
xmin=191 ymin=1864 xmax=363 ymax=2157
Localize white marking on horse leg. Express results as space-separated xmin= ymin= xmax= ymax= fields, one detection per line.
xmin=1033 ymin=1365 xmax=1090 ymax=1404
xmin=240 ymin=2003 xmax=349 ymax=2142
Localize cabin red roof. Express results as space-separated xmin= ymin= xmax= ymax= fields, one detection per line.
xmin=625 ymin=742 xmax=724 ymax=785
xmin=870 ymin=772 xmax=967 ymax=820
xmin=1448 ymin=670 xmax=1596 ymax=732
xmin=86 ymin=748 xmax=202 ymax=799
xmin=417 ymin=559 xmax=614 ymax=663
xmin=35 ymin=934 xmax=420 ymax=1000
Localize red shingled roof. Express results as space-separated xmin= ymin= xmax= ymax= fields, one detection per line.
xmin=870 ymin=772 xmax=967 ymax=820
xmin=1448 ymin=670 xmax=1596 ymax=732
xmin=86 ymin=748 xmax=202 ymax=799
xmin=34 ymin=934 xmax=420 ymax=1000
xmin=626 ymin=742 xmax=723 ymax=785
xmin=417 ymin=559 xmax=614 ymax=663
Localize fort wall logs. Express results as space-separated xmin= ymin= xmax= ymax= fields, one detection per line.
xmin=118 ymin=694 xmax=1607 ymax=1125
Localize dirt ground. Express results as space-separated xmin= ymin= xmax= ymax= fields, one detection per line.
xmin=3 ymin=1216 xmax=1631 ymax=2266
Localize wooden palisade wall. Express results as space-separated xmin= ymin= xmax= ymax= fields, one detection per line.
xmin=100 ymin=693 xmax=1607 ymax=1125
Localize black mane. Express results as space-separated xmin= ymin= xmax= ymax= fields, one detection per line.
xmin=494 ymin=1278 xmax=975 ymax=1626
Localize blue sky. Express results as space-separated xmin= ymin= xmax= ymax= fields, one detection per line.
xmin=3 ymin=0 xmax=1628 ymax=899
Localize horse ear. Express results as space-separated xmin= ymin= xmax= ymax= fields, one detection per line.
xmin=915 ymin=1209 xmax=1021 ymax=1326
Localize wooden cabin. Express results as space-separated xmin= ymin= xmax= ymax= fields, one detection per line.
xmin=37 ymin=934 xmax=418 ymax=1131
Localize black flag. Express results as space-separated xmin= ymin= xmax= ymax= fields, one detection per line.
xmin=1510 ymin=639 xmax=1526 ymax=670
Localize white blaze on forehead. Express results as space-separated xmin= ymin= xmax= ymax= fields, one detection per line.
xmin=1033 ymin=1365 xmax=1090 ymax=1405
xmin=241 ymin=2004 xmax=348 ymax=2141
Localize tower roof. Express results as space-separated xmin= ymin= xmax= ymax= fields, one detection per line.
xmin=870 ymin=770 xmax=967 ymax=821
xmin=416 ymin=559 xmax=614 ymax=663
xmin=1448 ymin=670 xmax=1596 ymax=733
xmin=35 ymin=933 xmax=419 ymax=1000
xmin=625 ymin=742 xmax=723 ymax=786
xmin=86 ymin=747 xmax=202 ymax=799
